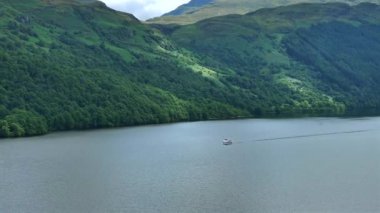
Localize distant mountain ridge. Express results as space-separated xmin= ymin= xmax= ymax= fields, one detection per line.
xmin=163 ymin=0 xmax=214 ymax=16
xmin=148 ymin=0 xmax=380 ymax=24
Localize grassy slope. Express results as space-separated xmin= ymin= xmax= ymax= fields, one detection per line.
xmin=147 ymin=0 xmax=380 ymax=24
xmin=162 ymin=0 xmax=214 ymax=16
xmin=167 ymin=3 xmax=380 ymax=110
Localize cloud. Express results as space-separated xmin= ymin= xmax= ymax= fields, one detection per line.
xmin=100 ymin=0 xmax=190 ymax=20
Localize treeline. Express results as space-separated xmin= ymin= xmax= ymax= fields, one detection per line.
xmin=0 ymin=110 xmax=48 ymax=137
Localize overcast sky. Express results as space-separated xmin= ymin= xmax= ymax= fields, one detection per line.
xmin=100 ymin=0 xmax=190 ymax=20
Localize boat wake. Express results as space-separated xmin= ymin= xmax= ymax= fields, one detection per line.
xmin=238 ymin=129 xmax=375 ymax=143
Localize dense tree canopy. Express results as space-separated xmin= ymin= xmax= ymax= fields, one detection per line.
xmin=1 ymin=1 xmax=380 ymax=137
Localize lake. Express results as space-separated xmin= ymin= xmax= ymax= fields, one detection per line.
xmin=1 ymin=117 xmax=379 ymax=212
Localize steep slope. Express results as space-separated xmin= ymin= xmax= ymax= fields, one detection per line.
xmin=0 ymin=0 xmax=250 ymax=137
xmin=148 ymin=0 xmax=380 ymax=24
xmin=2 ymin=1 xmax=380 ymax=138
xmin=167 ymin=3 xmax=380 ymax=111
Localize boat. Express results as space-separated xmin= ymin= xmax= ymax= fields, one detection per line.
xmin=223 ymin=139 xmax=233 ymax=145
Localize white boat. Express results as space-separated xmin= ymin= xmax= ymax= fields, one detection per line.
xmin=223 ymin=139 xmax=233 ymax=145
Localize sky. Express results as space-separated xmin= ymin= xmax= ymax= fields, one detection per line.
xmin=100 ymin=0 xmax=190 ymax=20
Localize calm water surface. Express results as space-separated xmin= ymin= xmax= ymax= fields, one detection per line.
xmin=1 ymin=117 xmax=380 ymax=212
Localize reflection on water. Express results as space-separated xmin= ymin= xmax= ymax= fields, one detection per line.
xmin=1 ymin=117 xmax=380 ymax=212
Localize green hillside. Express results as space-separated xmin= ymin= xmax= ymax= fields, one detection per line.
xmin=1 ymin=1 xmax=380 ymax=138
xmin=148 ymin=0 xmax=380 ymax=24
xmin=166 ymin=3 xmax=380 ymax=111
xmin=0 ymin=0 xmax=251 ymax=137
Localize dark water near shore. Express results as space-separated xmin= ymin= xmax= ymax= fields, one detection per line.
xmin=1 ymin=117 xmax=380 ymax=212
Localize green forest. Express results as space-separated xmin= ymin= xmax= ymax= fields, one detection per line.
xmin=1 ymin=1 xmax=380 ymax=137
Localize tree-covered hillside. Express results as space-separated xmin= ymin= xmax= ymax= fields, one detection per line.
xmin=166 ymin=3 xmax=380 ymax=111
xmin=1 ymin=1 xmax=380 ymax=138
xmin=148 ymin=0 xmax=380 ymax=24
xmin=0 ymin=0 xmax=250 ymax=137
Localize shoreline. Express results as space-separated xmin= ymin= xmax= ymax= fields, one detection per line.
xmin=1 ymin=109 xmax=380 ymax=140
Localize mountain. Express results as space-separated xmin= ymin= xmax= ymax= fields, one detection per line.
xmin=0 ymin=0 xmax=251 ymax=137
xmin=1 ymin=1 xmax=380 ymax=137
xmin=164 ymin=2 xmax=380 ymax=112
xmin=148 ymin=0 xmax=380 ymax=24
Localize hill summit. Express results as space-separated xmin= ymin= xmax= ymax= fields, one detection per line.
xmin=148 ymin=0 xmax=380 ymax=24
